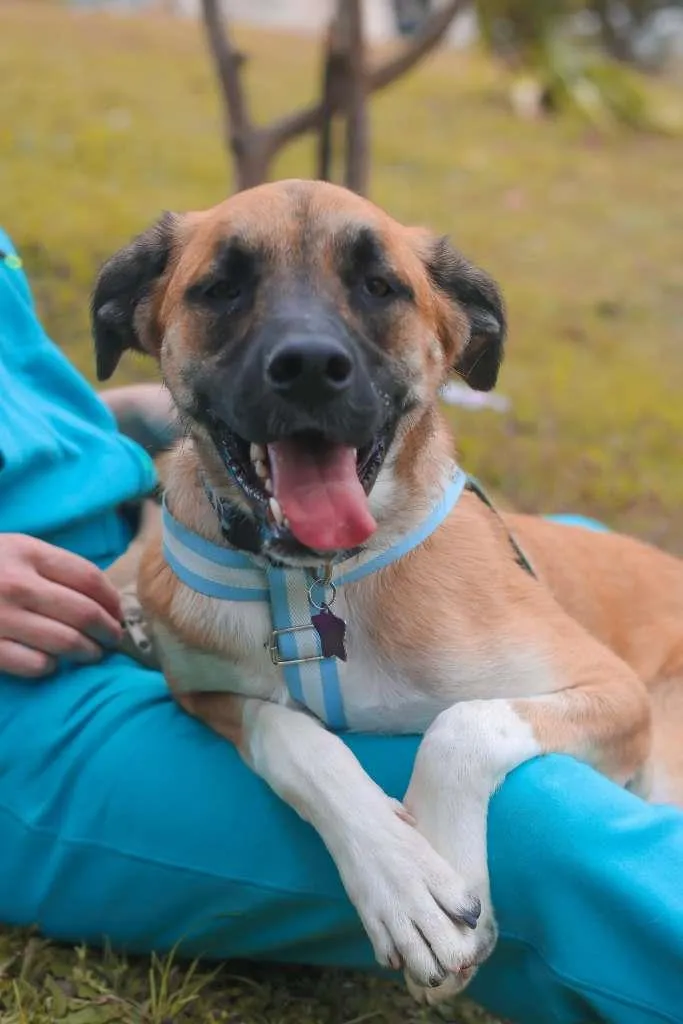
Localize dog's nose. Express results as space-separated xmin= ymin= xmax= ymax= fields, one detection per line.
xmin=265 ymin=338 xmax=354 ymax=400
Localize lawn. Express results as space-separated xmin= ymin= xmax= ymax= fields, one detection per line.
xmin=2 ymin=929 xmax=502 ymax=1024
xmin=0 ymin=1 xmax=682 ymax=1021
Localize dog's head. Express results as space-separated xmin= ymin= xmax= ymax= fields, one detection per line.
xmin=93 ymin=180 xmax=505 ymax=564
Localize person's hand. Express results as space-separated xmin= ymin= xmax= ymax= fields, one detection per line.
xmin=0 ymin=534 xmax=123 ymax=678
xmin=100 ymin=383 xmax=180 ymax=455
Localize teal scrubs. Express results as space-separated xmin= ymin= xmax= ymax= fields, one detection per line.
xmin=1 ymin=228 xmax=682 ymax=1024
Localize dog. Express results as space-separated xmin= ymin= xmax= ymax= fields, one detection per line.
xmin=93 ymin=179 xmax=683 ymax=1005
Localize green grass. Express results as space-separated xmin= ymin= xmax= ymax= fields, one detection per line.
xmin=0 ymin=2 xmax=682 ymax=1020
xmin=0 ymin=930 xmax=496 ymax=1024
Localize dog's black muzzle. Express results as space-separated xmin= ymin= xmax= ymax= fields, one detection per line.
xmin=204 ymin=304 xmax=392 ymax=449
xmin=188 ymin=301 xmax=408 ymax=562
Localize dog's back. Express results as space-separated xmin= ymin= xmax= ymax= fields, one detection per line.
xmin=508 ymin=514 xmax=683 ymax=802
xmin=507 ymin=515 xmax=683 ymax=683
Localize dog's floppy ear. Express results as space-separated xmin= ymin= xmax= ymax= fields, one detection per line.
xmin=92 ymin=212 xmax=176 ymax=382
xmin=426 ymin=236 xmax=506 ymax=392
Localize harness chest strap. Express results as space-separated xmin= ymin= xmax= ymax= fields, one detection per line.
xmin=161 ymin=466 xmax=536 ymax=730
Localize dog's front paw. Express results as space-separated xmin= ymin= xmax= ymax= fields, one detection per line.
xmin=340 ymin=810 xmax=482 ymax=989
xmin=404 ymin=901 xmax=498 ymax=1005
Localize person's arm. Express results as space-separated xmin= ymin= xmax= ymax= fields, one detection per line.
xmin=0 ymin=534 xmax=123 ymax=677
xmin=99 ymin=384 xmax=181 ymax=456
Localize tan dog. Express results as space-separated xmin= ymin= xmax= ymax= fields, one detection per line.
xmin=93 ymin=180 xmax=683 ymax=1005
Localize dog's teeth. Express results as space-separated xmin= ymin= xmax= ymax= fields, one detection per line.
xmin=283 ymin=516 xmax=290 ymax=528
xmin=269 ymin=497 xmax=284 ymax=526
xmin=265 ymin=478 xmax=273 ymax=494
xmin=250 ymin=443 xmax=266 ymax=463
xmin=254 ymin=460 xmax=268 ymax=479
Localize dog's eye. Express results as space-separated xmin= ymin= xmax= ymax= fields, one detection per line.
xmin=203 ymin=279 xmax=242 ymax=303
xmin=363 ymin=276 xmax=394 ymax=300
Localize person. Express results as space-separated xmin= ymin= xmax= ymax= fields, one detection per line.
xmin=1 ymin=225 xmax=682 ymax=1024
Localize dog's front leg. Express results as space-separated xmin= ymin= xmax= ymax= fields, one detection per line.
xmin=178 ymin=692 xmax=482 ymax=989
xmin=402 ymin=664 xmax=651 ymax=1005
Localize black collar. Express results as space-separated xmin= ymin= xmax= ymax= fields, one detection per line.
xmin=464 ymin=477 xmax=537 ymax=577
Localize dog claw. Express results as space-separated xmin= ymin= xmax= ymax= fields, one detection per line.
xmin=459 ymin=896 xmax=481 ymax=930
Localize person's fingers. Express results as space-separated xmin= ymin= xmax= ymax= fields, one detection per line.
xmin=25 ymin=581 xmax=122 ymax=648
xmin=1 ymin=609 xmax=104 ymax=663
xmin=0 ymin=638 xmax=57 ymax=679
xmin=33 ymin=543 xmax=123 ymax=621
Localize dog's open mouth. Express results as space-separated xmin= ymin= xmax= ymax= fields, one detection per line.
xmin=209 ymin=424 xmax=391 ymax=554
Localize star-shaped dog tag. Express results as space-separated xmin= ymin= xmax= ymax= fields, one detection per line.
xmin=311 ymin=605 xmax=347 ymax=661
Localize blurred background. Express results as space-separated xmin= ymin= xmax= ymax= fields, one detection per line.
xmin=2 ymin=0 xmax=683 ymax=551
xmin=3 ymin=0 xmax=683 ymax=557
xmin=0 ymin=3 xmax=682 ymax=1021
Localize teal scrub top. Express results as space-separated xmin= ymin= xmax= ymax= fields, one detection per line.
xmin=0 ymin=228 xmax=156 ymax=563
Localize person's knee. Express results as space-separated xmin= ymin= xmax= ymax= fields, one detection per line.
xmin=488 ymin=755 xmax=605 ymax=880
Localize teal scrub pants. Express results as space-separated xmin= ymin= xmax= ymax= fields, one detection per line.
xmin=2 ymin=571 xmax=683 ymax=1024
xmin=1 ymin=231 xmax=683 ymax=1024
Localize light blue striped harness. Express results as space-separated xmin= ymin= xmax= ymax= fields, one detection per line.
xmin=162 ymin=464 xmax=468 ymax=730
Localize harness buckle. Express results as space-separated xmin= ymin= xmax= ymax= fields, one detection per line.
xmin=268 ymin=624 xmax=326 ymax=667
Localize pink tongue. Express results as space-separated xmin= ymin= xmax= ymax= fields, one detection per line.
xmin=268 ymin=439 xmax=377 ymax=552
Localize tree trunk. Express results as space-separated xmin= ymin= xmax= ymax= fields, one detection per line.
xmin=315 ymin=2 xmax=369 ymax=195
xmin=343 ymin=0 xmax=369 ymax=194
xmin=232 ymin=132 xmax=278 ymax=192
xmin=317 ymin=13 xmax=348 ymax=182
xmin=200 ymin=0 xmax=467 ymax=193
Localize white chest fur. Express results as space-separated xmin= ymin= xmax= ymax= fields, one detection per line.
xmin=156 ymin=458 xmax=558 ymax=730
xmin=156 ymin=582 xmax=451 ymax=732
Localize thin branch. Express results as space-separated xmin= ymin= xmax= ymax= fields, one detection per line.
xmin=264 ymin=0 xmax=466 ymax=154
xmin=200 ymin=0 xmax=251 ymax=157
xmin=371 ymin=0 xmax=463 ymax=90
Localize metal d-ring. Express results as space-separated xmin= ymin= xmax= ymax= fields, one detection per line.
xmin=308 ymin=571 xmax=337 ymax=611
